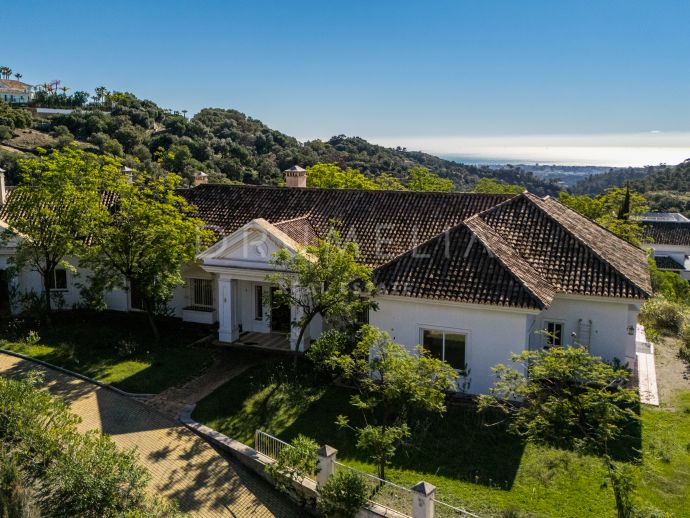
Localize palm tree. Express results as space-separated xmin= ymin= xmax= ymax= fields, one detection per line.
xmin=0 ymin=67 xmax=11 ymax=80
xmin=95 ymin=86 xmax=107 ymax=104
xmin=60 ymin=86 xmax=69 ymax=95
xmin=181 ymin=109 xmax=188 ymax=119
xmin=14 ymin=73 xmax=22 ymax=81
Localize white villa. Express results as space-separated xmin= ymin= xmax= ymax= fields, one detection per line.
xmin=0 ymin=167 xmax=652 ymax=395
xmin=0 ymin=79 xmax=34 ymax=104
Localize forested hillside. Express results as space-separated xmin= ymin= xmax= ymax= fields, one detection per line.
xmin=569 ymin=159 xmax=690 ymax=215
xmin=0 ymin=93 xmax=560 ymax=194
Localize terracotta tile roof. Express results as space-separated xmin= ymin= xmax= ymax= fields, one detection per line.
xmin=654 ymin=256 xmax=685 ymax=270
xmin=272 ymin=216 xmax=319 ymax=247
xmin=477 ymin=193 xmax=651 ymax=299
xmin=181 ymin=185 xmax=511 ymax=267
xmin=464 ymin=216 xmax=556 ymax=306
xmin=643 ymin=221 xmax=690 ymax=246
xmin=0 ymin=80 xmax=31 ymax=93
xmin=0 ymin=182 xmax=651 ymax=309
xmin=373 ymin=220 xmax=549 ymax=308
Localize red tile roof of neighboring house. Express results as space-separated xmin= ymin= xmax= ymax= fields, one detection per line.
xmin=643 ymin=221 xmax=690 ymax=246
xmin=654 ymin=256 xmax=685 ymax=270
xmin=0 ymin=80 xmax=31 ymax=93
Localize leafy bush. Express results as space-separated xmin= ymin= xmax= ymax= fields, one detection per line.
xmin=648 ymin=256 xmax=690 ymax=304
xmin=317 ymin=469 xmax=369 ymax=518
xmin=0 ymin=125 xmax=12 ymax=142
xmin=265 ymin=434 xmax=318 ymax=500
xmin=44 ymin=431 xmax=149 ymax=517
xmin=0 ymin=372 xmax=175 ymax=516
xmin=0 ymin=450 xmax=39 ymax=518
xmin=639 ymin=297 xmax=687 ymax=340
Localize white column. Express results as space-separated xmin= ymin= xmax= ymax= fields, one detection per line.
xmin=412 ymin=481 xmax=436 ymax=518
xmin=218 ymin=277 xmax=238 ymax=343
xmin=316 ymin=445 xmax=337 ymax=490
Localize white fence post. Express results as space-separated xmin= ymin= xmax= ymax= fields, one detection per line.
xmin=411 ymin=481 xmax=436 ymax=518
xmin=316 ymin=445 xmax=337 ymax=489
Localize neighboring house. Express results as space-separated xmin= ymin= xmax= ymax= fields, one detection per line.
xmin=642 ymin=213 xmax=690 ymax=280
xmin=0 ymin=168 xmax=652 ymax=395
xmin=0 ymin=79 xmax=34 ymax=104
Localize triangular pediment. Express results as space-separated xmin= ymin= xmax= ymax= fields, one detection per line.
xmin=198 ymin=218 xmax=307 ymax=269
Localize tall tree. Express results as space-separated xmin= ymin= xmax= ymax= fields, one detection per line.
xmin=306 ymin=163 xmax=380 ymax=190
xmin=406 ymin=166 xmax=454 ymax=192
xmin=479 ymin=346 xmax=640 ymax=518
xmin=559 ymin=187 xmax=648 ymax=245
xmin=0 ymin=148 xmax=118 ymax=317
xmin=86 ymin=170 xmax=212 ymax=340
xmin=617 ymin=184 xmax=631 ymax=220
xmin=309 ymin=325 xmax=458 ymax=479
xmin=473 ymin=177 xmax=524 ymax=194
xmin=267 ymin=230 xmax=375 ymax=355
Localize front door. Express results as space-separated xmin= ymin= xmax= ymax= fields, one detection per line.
xmin=270 ymin=287 xmax=291 ymax=333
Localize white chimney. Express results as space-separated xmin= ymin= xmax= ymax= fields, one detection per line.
xmin=121 ymin=165 xmax=134 ymax=184
xmin=193 ymin=171 xmax=209 ymax=187
xmin=0 ymin=167 xmax=6 ymax=205
xmin=284 ymin=165 xmax=307 ymax=188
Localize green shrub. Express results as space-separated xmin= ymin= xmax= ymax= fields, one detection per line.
xmin=639 ymin=297 xmax=687 ymax=339
xmin=0 ymin=126 xmax=12 ymax=142
xmin=679 ymin=314 xmax=690 ymax=349
xmin=317 ymin=469 xmax=369 ymax=518
xmin=44 ymin=431 xmax=149 ymax=517
xmin=265 ymin=434 xmax=318 ymax=503
xmin=0 ymin=372 xmax=175 ymax=516
xmin=0 ymin=450 xmax=39 ymax=518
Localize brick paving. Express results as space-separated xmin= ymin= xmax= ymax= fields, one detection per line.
xmin=0 ymin=352 xmax=298 ymax=518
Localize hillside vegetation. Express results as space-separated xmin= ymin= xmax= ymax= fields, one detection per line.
xmin=0 ymin=93 xmax=560 ymax=194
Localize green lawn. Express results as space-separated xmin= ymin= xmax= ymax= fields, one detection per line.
xmin=1 ymin=311 xmax=213 ymax=394
xmin=193 ymin=359 xmax=690 ymax=517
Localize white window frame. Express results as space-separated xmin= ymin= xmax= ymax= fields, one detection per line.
xmin=418 ymin=326 xmax=470 ymax=372
xmin=189 ymin=278 xmax=214 ymax=309
xmin=542 ymin=320 xmax=565 ymax=348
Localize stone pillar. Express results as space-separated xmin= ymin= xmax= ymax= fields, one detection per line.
xmin=411 ymin=481 xmax=436 ymax=518
xmin=316 ymin=445 xmax=337 ymax=490
xmin=218 ymin=277 xmax=238 ymax=343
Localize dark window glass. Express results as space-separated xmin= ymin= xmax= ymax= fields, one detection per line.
xmin=255 ymin=285 xmax=263 ymax=320
xmin=545 ymin=322 xmax=563 ymax=347
xmin=443 ymin=333 xmax=466 ymax=370
xmin=50 ymin=269 xmax=67 ymax=290
xmin=422 ymin=329 xmax=444 ymax=360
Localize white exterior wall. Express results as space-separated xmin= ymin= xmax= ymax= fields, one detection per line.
xmin=646 ymin=243 xmax=690 ymax=280
xmin=370 ymin=295 xmax=533 ymax=395
xmin=237 ymin=279 xmax=272 ymax=334
xmin=532 ymin=294 xmax=640 ymax=366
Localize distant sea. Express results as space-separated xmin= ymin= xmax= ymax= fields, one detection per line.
xmin=440 ymin=155 xmax=526 ymax=166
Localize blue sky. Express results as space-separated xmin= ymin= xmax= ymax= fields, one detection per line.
xmin=3 ymin=1 xmax=690 ymax=165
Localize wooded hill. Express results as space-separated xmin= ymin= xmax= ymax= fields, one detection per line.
xmin=0 ymin=94 xmax=560 ymax=195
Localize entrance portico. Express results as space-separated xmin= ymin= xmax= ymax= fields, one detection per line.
xmin=197 ymin=218 xmax=318 ymax=351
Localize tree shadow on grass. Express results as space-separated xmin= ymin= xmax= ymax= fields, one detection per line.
xmin=279 ymin=385 xmax=526 ymax=490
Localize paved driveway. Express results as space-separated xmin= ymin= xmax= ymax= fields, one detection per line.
xmin=0 ymin=352 xmax=298 ymax=518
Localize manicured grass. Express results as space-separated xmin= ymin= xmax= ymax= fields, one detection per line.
xmin=193 ymin=359 xmax=690 ymax=517
xmin=1 ymin=311 xmax=213 ymax=394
